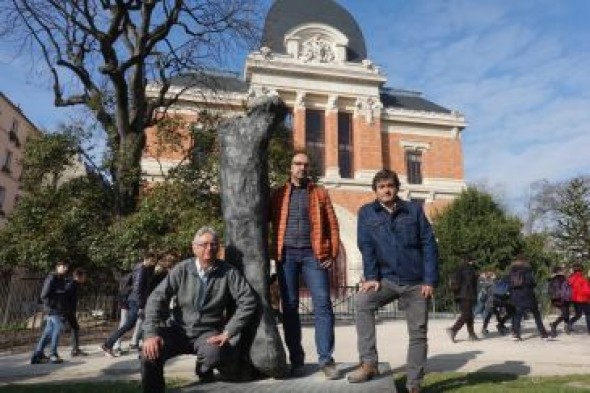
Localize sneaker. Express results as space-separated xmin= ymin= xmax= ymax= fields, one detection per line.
xmin=71 ymin=348 xmax=89 ymax=357
xmin=101 ymin=344 xmax=116 ymax=358
xmin=320 ymin=360 xmax=340 ymax=380
xmin=446 ymin=328 xmax=457 ymax=343
xmin=512 ymin=335 xmax=522 ymax=341
xmin=347 ymin=362 xmax=379 ymax=383
xmin=49 ymin=354 xmax=63 ymax=364
xmin=113 ymin=348 xmax=127 ymax=357
xmin=481 ymin=327 xmax=489 ymax=335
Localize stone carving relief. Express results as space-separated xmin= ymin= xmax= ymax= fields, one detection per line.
xmin=354 ymin=96 xmax=383 ymax=123
xmin=300 ymin=36 xmax=336 ymax=63
xmin=295 ymin=91 xmax=306 ymax=108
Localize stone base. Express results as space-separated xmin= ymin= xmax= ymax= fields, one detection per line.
xmin=178 ymin=363 xmax=396 ymax=393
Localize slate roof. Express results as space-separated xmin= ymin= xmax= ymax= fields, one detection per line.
xmin=262 ymin=0 xmax=367 ymax=62
xmin=380 ymin=88 xmax=452 ymax=114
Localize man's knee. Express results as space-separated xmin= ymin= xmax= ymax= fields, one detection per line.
xmin=355 ymin=292 xmax=379 ymax=312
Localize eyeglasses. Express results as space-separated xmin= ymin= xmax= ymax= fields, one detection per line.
xmin=194 ymin=242 xmax=219 ymax=249
xmin=292 ymin=161 xmax=309 ymax=167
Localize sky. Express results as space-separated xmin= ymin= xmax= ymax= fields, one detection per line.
xmin=1 ymin=0 xmax=589 ymax=213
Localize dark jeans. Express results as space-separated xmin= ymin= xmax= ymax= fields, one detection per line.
xmin=278 ymin=247 xmax=334 ymax=367
xmin=355 ymin=279 xmax=429 ymax=390
xmin=141 ymin=326 xmax=236 ymax=393
xmin=569 ymin=302 xmax=590 ymax=332
xmin=451 ymin=299 xmax=476 ymax=335
xmin=104 ymin=300 xmax=139 ymax=349
xmin=513 ymin=304 xmax=547 ymax=338
xmin=551 ymin=302 xmax=570 ymax=327
xmin=64 ymin=312 xmax=81 ymax=350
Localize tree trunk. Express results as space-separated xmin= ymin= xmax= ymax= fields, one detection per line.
xmin=114 ymin=130 xmax=146 ymax=215
xmin=218 ymin=95 xmax=288 ymax=379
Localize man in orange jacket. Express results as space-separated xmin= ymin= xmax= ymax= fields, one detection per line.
xmin=270 ymin=152 xmax=340 ymax=379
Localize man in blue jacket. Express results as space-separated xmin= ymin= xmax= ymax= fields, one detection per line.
xmin=347 ymin=169 xmax=439 ymax=393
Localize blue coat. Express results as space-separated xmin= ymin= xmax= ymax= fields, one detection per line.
xmin=357 ymin=199 xmax=439 ymax=286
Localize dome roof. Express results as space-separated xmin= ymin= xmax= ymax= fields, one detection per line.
xmin=262 ymin=0 xmax=367 ymax=62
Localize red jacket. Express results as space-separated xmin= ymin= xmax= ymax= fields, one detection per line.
xmin=568 ymin=271 xmax=590 ymax=304
xmin=271 ymin=182 xmax=340 ymax=262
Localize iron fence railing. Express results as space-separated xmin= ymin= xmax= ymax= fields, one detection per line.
xmin=0 ymin=271 xmax=560 ymax=351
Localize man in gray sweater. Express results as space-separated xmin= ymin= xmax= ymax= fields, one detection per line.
xmin=141 ymin=226 xmax=257 ymax=392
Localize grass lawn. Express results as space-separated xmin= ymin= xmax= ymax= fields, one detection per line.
xmin=1 ymin=374 xmax=590 ymax=392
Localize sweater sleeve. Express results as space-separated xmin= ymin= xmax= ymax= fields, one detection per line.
xmin=223 ymin=268 xmax=257 ymax=338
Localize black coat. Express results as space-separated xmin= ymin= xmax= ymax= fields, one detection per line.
xmin=509 ymin=264 xmax=538 ymax=308
xmin=453 ymin=263 xmax=478 ymax=301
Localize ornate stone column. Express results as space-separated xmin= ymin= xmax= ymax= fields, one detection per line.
xmin=324 ymin=95 xmax=339 ymax=179
xmin=293 ymin=91 xmax=306 ymax=150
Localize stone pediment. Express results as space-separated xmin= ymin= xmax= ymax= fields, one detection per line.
xmin=284 ymin=23 xmax=349 ymax=63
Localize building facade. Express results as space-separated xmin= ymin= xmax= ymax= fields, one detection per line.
xmin=142 ymin=0 xmax=467 ymax=285
xmin=0 ymin=92 xmax=41 ymax=227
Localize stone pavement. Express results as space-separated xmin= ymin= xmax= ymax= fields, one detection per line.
xmin=0 ymin=318 xmax=588 ymax=388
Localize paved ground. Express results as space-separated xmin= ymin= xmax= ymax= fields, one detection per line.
xmin=0 ymin=318 xmax=588 ymax=388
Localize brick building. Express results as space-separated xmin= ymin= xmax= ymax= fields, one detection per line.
xmin=0 ymin=92 xmax=41 ymax=228
xmin=142 ymin=0 xmax=467 ymax=285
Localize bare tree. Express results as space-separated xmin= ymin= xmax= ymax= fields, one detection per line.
xmin=1 ymin=0 xmax=260 ymax=214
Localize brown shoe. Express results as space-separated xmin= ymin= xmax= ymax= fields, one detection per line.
xmin=346 ymin=362 xmax=379 ymax=383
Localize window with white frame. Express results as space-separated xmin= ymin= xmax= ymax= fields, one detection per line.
xmin=2 ymin=150 xmax=13 ymax=173
xmin=406 ymin=150 xmax=423 ymax=185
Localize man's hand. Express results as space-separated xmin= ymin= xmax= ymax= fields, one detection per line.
xmin=319 ymin=259 xmax=333 ymax=269
xmin=421 ymin=285 xmax=434 ymax=299
xmin=143 ymin=336 xmax=164 ymax=360
xmin=206 ymin=332 xmax=230 ymax=347
xmin=359 ymin=280 xmax=381 ymax=293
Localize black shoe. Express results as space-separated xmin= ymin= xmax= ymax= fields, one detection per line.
xmin=320 ymin=360 xmax=340 ymax=380
xmin=290 ymin=363 xmax=306 ymax=378
xmin=446 ymin=328 xmax=457 ymax=343
xmin=549 ymin=322 xmax=557 ymax=338
xmin=197 ymin=369 xmax=216 ymax=383
xmin=71 ymin=348 xmax=89 ymax=357
xmin=481 ymin=327 xmax=489 ymax=335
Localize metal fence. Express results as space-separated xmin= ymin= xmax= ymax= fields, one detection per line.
xmin=0 ymin=270 xmax=119 ymax=351
xmin=0 ymin=271 xmax=557 ymax=351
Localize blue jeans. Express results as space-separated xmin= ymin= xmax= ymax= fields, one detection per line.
xmin=34 ymin=315 xmax=63 ymax=356
xmin=278 ymin=247 xmax=334 ymax=367
xmin=104 ymin=300 xmax=139 ymax=349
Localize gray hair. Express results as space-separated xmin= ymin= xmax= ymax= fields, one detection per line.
xmin=192 ymin=226 xmax=219 ymax=244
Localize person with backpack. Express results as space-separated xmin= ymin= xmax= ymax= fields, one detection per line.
xmin=509 ymin=255 xmax=549 ymax=341
xmin=101 ymin=251 xmax=157 ymax=357
xmin=567 ymin=262 xmax=590 ymax=334
xmin=547 ymin=266 xmax=571 ymax=337
xmin=481 ymin=274 xmax=513 ymax=335
xmin=31 ymin=260 xmax=70 ymax=364
xmin=446 ymin=257 xmax=479 ymax=342
xmin=129 ymin=252 xmax=178 ymax=351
